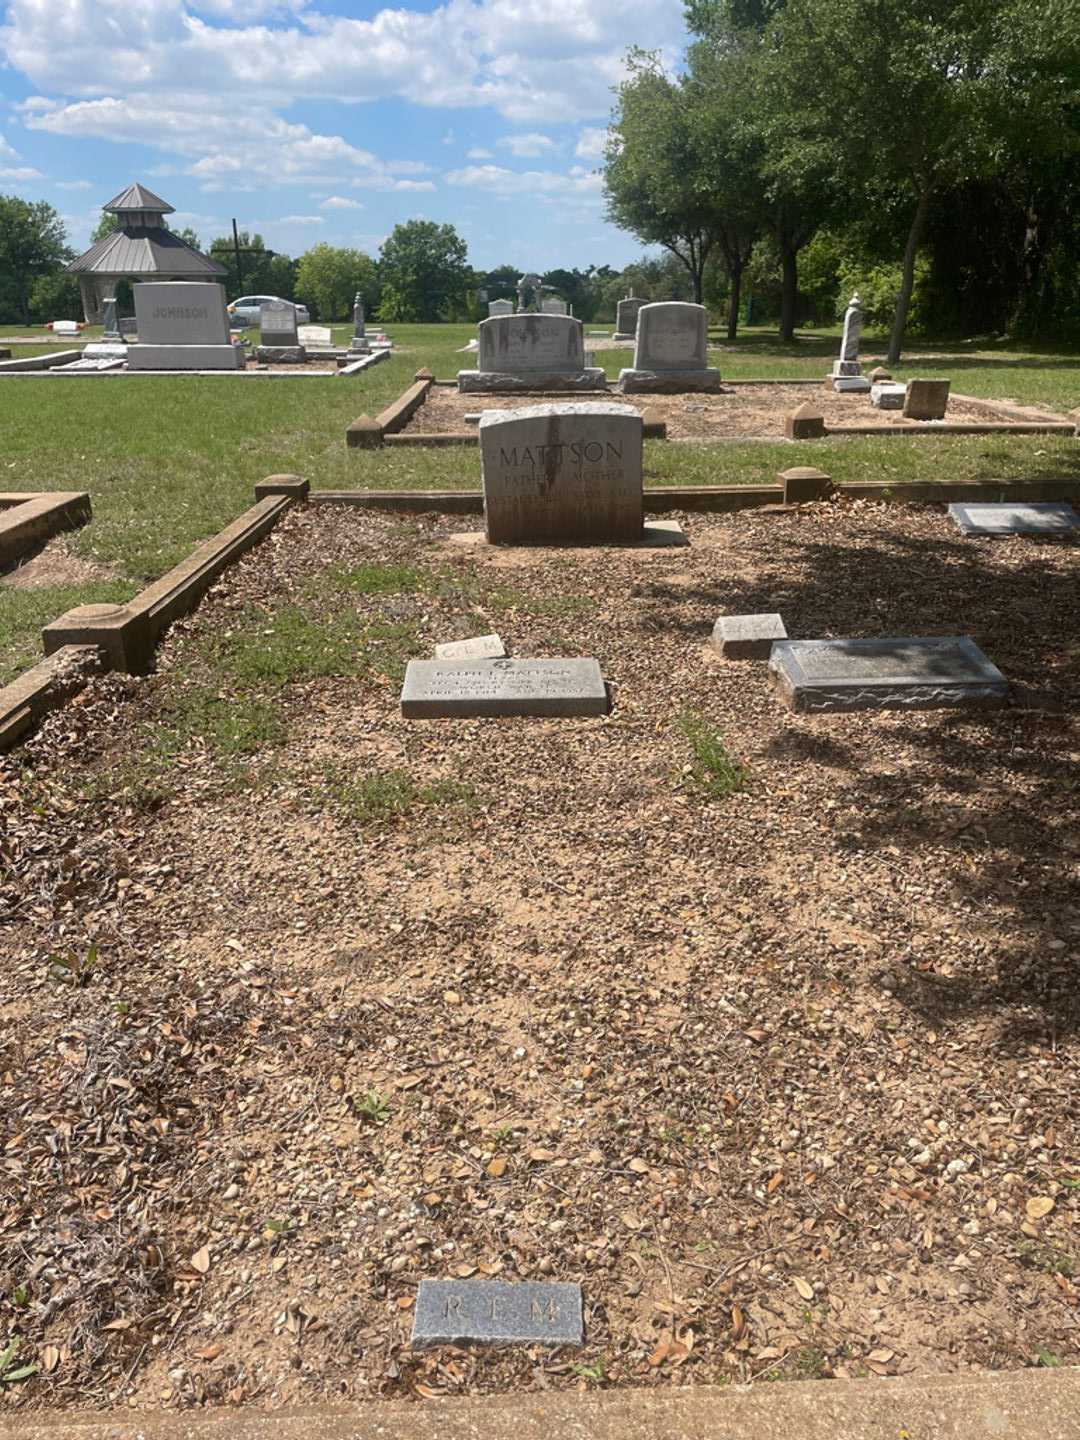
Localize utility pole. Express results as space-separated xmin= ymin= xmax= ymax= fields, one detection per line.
xmin=232 ymin=219 xmax=244 ymax=291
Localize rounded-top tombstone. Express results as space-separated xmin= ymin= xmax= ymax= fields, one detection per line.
xmin=459 ymin=313 xmax=606 ymax=393
xmin=618 ymin=301 xmax=719 ymax=393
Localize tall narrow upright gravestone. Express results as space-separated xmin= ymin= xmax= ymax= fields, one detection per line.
xmin=480 ymin=403 xmax=643 ymax=544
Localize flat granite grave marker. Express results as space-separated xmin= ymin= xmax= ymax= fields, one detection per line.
xmin=459 ymin=313 xmax=605 ymax=393
xmin=770 ymin=637 xmax=1008 ymax=713
xmin=618 ymin=302 xmax=720 ymax=393
xmin=129 ymin=282 xmax=244 ymax=370
xmin=712 ymin=613 xmax=787 ymax=659
xmin=411 ymin=1280 xmax=583 ymax=1348
xmin=948 ymin=502 xmax=1080 ymax=536
xmin=401 ymin=658 xmax=608 ymax=718
xmin=480 ymin=403 xmax=643 ymax=544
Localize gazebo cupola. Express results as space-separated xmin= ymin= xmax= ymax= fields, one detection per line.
xmin=66 ymin=182 xmax=227 ymax=324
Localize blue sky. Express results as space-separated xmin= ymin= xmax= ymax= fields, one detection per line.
xmin=0 ymin=0 xmax=687 ymax=270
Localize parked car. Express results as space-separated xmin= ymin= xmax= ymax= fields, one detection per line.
xmin=228 ymin=295 xmax=310 ymax=328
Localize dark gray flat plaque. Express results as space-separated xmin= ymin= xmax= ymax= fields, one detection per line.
xmin=411 ymin=1280 xmax=583 ymax=1349
xmin=401 ymin=658 xmax=608 ymax=718
xmin=948 ymin=502 xmax=1080 ymax=536
xmin=770 ymin=636 xmax=1008 ymax=713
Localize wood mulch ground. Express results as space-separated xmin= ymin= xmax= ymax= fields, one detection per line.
xmin=1 ymin=500 xmax=1078 ymax=1417
xmin=407 ymin=386 xmax=1014 ymax=439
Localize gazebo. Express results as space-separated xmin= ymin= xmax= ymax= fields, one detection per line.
xmin=66 ymin=183 xmax=227 ymax=324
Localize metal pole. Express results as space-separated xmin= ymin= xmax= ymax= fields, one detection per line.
xmin=232 ymin=219 xmax=244 ymax=292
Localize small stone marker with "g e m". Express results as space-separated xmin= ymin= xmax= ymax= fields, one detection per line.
xmin=411 ymin=1279 xmax=583 ymax=1348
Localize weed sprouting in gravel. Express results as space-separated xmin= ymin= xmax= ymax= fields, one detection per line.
xmin=678 ymin=711 xmax=748 ymax=799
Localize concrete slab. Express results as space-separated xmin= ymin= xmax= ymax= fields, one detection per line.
xmin=3 ymin=1367 xmax=1079 ymax=1440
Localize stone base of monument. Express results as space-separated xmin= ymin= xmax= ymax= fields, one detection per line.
xmin=769 ymin=636 xmax=1008 ymax=713
xmin=128 ymin=344 xmax=246 ymax=371
xmin=871 ymin=382 xmax=906 ymax=409
xmin=617 ymin=367 xmax=721 ymax=394
xmin=255 ymin=345 xmax=307 ymax=363
xmin=458 ymin=368 xmax=608 ymax=393
xmin=828 ymin=375 xmax=871 ymax=394
xmin=612 ymin=332 xmax=636 ymax=342
xmin=401 ymin=657 xmax=609 ymax=718
xmin=83 ymin=342 xmax=128 ymax=360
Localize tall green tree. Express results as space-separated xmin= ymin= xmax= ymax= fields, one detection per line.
xmin=604 ymin=52 xmax=722 ymax=304
xmin=378 ymin=220 xmax=470 ymax=321
xmin=0 ymin=196 xmax=69 ymax=323
xmin=295 ymin=244 xmax=377 ymax=320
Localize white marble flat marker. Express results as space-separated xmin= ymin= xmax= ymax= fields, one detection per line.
xmin=770 ymin=637 xmax=1008 ymax=713
xmin=402 ymin=658 xmax=608 ymax=718
xmin=948 ymin=502 xmax=1080 ymax=536
xmin=434 ymin=634 xmax=506 ymax=660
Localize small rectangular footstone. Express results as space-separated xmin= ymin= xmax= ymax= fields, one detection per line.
xmin=401 ymin=658 xmax=608 ymax=718
xmin=948 ymin=502 xmax=1080 ymax=536
xmin=434 ymin=634 xmax=506 ymax=660
xmin=770 ymin=637 xmax=1008 ymax=713
xmin=412 ymin=1280 xmax=584 ymax=1348
xmin=713 ymin=613 xmax=787 ymax=659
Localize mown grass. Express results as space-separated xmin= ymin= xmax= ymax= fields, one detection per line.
xmin=2 ymin=322 xmax=1079 ymax=683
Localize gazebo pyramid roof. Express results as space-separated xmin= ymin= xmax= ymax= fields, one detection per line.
xmin=103 ymin=182 xmax=175 ymax=214
xmin=66 ymin=225 xmax=226 ymax=278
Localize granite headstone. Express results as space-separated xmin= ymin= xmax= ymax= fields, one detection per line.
xmin=480 ymin=402 xmax=643 ymax=544
xmin=128 ymin=282 xmax=244 ymax=370
xmin=769 ymin=636 xmax=1008 ymax=713
xmin=618 ymin=302 xmax=719 ymax=393
xmin=614 ymin=296 xmax=645 ymax=340
xmin=948 ymin=502 xmax=1080 ymax=536
xmin=459 ymin=314 xmax=606 ymax=393
xmin=411 ymin=1280 xmax=583 ymax=1348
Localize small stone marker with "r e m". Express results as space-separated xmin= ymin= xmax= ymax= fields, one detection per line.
xmin=411 ymin=1279 xmax=583 ymax=1348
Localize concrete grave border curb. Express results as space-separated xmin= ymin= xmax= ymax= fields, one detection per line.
xmin=0 ymin=490 xmax=92 ymax=567
xmin=0 ymin=476 xmax=307 ymax=753
xmin=1 ymin=1365 xmax=1078 ymax=1440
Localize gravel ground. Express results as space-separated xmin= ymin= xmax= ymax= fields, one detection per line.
xmin=1 ymin=500 xmax=1078 ymax=1417
xmin=407 ymin=386 xmax=1010 ymax=439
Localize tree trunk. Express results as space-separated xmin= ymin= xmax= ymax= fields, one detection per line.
xmin=887 ymin=190 xmax=931 ymax=366
xmin=691 ymin=266 xmax=704 ymax=304
xmin=779 ymin=246 xmax=798 ymax=342
xmin=726 ymin=261 xmax=744 ymax=342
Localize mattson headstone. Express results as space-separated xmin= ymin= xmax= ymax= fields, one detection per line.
xmin=480 ymin=402 xmax=643 ymax=544
xmin=618 ymin=302 xmax=720 ymax=393
xmin=769 ymin=636 xmax=1008 ymax=713
xmin=128 ymin=281 xmax=245 ymax=370
xmin=458 ymin=314 xmax=606 ymax=393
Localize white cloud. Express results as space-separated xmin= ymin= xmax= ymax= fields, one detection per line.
xmin=445 ymin=163 xmax=601 ymax=196
xmin=21 ymin=95 xmax=432 ymax=192
xmin=319 ymin=195 xmax=364 ymax=210
xmin=498 ymin=132 xmax=554 ymax=158
xmin=393 ymin=179 xmax=436 ymax=191
xmin=575 ymin=126 xmax=607 ymax=159
xmin=56 ymin=178 xmax=94 ymax=189
xmin=466 ymin=146 xmax=494 ymax=159
xmin=0 ymin=132 xmax=19 ymax=157
xmin=0 ymin=0 xmax=685 ymax=124
xmin=0 ymin=165 xmax=43 ymax=180
xmin=279 ymin=213 xmax=323 ymax=224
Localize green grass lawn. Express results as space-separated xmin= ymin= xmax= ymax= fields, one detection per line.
xmin=1 ymin=321 xmax=1078 ymax=684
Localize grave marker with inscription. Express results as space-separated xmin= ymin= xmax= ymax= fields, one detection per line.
xmin=614 ymin=295 xmax=644 ymax=340
xmin=411 ymin=1280 xmax=584 ymax=1348
xmin=488 ymin=299 xmax=514 ymax=317
xmin=401 ymin=658 xmax=608 ymax=718
xmin=904 ymin=378 xmax=951 ymax=420
xmin=480 ymin=402 xmax=643 ymax=544
xmin=458 ymin=314 xmax=606 ymax=393
xmin=948 ymin=502 xmax=1080 ymax=536
xmin=257 ymin=300 xmax=305 ymax=361
xmin=129 ymin=281 xmax=244 ymax=370
xmin=770 ymin=637 xmax=1008 ymax=713
xmin=618 ymin=302 xmax=719 ymax=393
